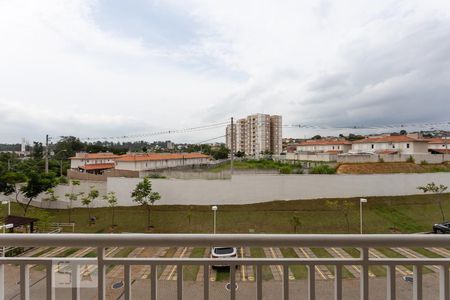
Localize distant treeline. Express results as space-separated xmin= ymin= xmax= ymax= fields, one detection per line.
xmin=0 ymin=144 xmax=21 ymax=151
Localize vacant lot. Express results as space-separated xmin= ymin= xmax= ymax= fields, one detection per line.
xmin=10 ymin=193 xmax=450 ymax=234
xmin=337 ymin=162 xmax=450 ymax=174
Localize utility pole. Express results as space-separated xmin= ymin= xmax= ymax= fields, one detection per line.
xmin=45 ymin=134 xmax=49 ymax=174
xmin=230 ymin=117 xmax=234 ymax=175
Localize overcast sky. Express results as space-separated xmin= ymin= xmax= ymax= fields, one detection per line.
xmin=1 ymin=0 xmax=450 ymax=144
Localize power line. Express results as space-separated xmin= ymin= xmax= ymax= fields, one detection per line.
xmin=195 ymin=135 xmax=226 ymax=144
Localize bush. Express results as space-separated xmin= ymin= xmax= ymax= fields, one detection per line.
xmin=310 ymin=164 xmax=336 ymax=174
xmin=406 ymin=155 xmax=415 ymax=163
xmin=420 ymin=160 xmax=429 ymax=165
xmin=279 ymin=166 xmax=292 ymax=174
xmin=378 ymin=157 xmax=385 ymax=163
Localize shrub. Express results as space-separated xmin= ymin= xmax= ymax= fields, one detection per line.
xmin=406 ymin=155 xmax=415 ymax=163
xmin=279 ymin=166 xmax=292 ymax=174
xmin=378 ymin=157 xmax=385 ymax=163
xmin=420 ymin=160 xmax=429 ymax=165
xmin=310 ymin=164 xmax=336 ymax=174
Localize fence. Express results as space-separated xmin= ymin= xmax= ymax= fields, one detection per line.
xmin=0 ymin=234 xmax=449 ymax=300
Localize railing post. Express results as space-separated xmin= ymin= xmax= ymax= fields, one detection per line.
xmin=440 ymin=265 xmax=449 ymax=300
xmin=334 ymin=265 xmax=342 ymax=300
xmin=20 ymin=264 xmax=30 ymax=300
xmin=71 ymin=262 xmax=80 ymax=300
xmin=124 ymin=264 xmax=131 ymax=300
xmin=97 ymin=247 xmax=105 ymax=300
xmin=230 ymin=264 xmax=236 ymax=300
xmin=203 ymin=264 xmax=209 ymax=300
xmin=177 ymin=264 xmax=183 ymax=300
xmin=151 ymin=264 xmax=157 ymax=300
xmin=0 ymin=263 xmax=4 ymax=300
xmin=387 ymin=265 xmax=396 ymax=300
xmin=256 ymin=265 xmax=262 ymax=300
xmin=46 ymin=262 xmax=55 ymax=300
xmin=283 ymin=264 xmax=289 ymax=300
xmin=360 ymin=248 xmax=369 ymax=300
xmin=413 ymin=265 xmax=422 ymax=300
xmin=308 ymin=265 xmax=315 ymax=300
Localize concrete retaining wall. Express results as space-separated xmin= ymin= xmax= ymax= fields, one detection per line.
xmin=4 ymin=173 xmax=450 ymax=208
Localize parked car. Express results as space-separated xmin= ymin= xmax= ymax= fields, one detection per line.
xmin=433 ymin=222 xmax=450 ymax=234
xmin=210 ymin=247 xmax=238 ymax=268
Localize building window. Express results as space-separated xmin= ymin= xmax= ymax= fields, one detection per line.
xmin=406 ymin=144 xmax=410 ymax=149
xmin=371 ymin=144 xmax=374 ymax=149
xmin=392 ymin=145 xmax=395 ymax=148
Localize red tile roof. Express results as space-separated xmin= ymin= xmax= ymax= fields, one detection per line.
xmin=352 ymin=135 xmax=427 ymax=144
xmin=427 ymin=138 xmax=450 ymax=144
xmin=298 ymin=140 xmax=351 ymax=146
xmin=79 ymin=163 xmax=115 ymax=170
xmin=70 ymin=153 xmax=121 ymax=160
xmin=116 ymin=153 xmax=211 ymax=162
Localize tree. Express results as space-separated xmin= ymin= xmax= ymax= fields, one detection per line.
xmin=65 ymin=179 xmax=81 ymax=222
xmin=418 ymin=182 xmax=448 ymax=222
xmin=235 ymin=151 xmax=245 ymax=158
xmin=82 ymin=186 xmax=99 ymax=221
xmin=20 ymin=172 xmax=56 ymax=216
xmin=131 ymin=177 xmax=161 ymax=229
xmin=31 ymin=142 xmax=44 ymax=160
xmin=311 ymin=135 xmax=322 ymax=140
xmin=0 ymin=171 xmax=26 ymax=206
xmin=54 ymin=136 xmax=85 ymax=158
xmin=42 ymin=188 xmax=59 ymax=208
xmin=326 ymin=200 xmax=355 ymax=233
xmin=290 ymin=215 xmax=302 ymax=233
xmin=103 ymin=192 xmax=118 ymax=227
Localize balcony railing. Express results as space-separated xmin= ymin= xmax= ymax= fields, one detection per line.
xmin=0 ymin=234 xmax=449 ymax=300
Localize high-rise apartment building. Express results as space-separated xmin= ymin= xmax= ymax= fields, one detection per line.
xmin=226 ymin=113 xmax=282 ymax=157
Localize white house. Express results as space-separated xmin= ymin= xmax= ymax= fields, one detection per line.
xmin=115 ymin=153 xmax=212 ymax=171
xmin=428 ymin=138 xmax=450 ymax=154
xmin=296 ymin=140 xmax=352 ymax=153
xmin=351 ymin=136 xmax=429 ymax=155
xmin=70 ymin=152 xmax=120 ymax=174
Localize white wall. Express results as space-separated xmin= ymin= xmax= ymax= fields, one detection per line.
xmin=107 ymin=173 xmax=450 ymax=206
xmin=5 ymin=173 xmax=450 ymax=208
xmin=297 ymin=144 xmax=351 ymax=153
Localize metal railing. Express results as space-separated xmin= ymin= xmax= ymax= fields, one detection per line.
xmin=0 ymin=234 xmax=449 ymax=300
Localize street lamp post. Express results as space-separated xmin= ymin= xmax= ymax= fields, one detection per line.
xmin=212 ymin=205 xmax=218 ymax=234
xmin=360 ymin=198 xmax=367 ymax=234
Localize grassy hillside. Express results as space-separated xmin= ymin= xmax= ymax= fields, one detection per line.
xmin=9 ymin=193 xmax=450 ymax=234
xmin=337 ymin=162 xmax=450 ymax=174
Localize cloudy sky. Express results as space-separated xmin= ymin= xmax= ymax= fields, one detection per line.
xmin=1 ymin=0 xmax=450 ymax=144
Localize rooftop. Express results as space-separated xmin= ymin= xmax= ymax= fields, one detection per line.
xmin=116 ymin=153 xmax=211 ymax=162
xmin=352 ymin=135 xmax=428 ymax=144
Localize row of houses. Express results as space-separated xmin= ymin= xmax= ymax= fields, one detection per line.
xmin=282 ymin=135 xmax=449 ymax=163
xmin=70 ymin=152 xmax=212 ymax=175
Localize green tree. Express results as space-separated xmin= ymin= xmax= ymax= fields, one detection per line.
xmin=20 ymin=172 xmax=56 ymax=216
xmin=131 ymin=177 xmax=161 ymax=229
xmin=418 ymin=182 xmax=448 ymax=222
xmin=103 ymin=192 xmax=118 ymax=227
xmin=42 ymin=188 xmax=59 ymax=208
xmin=82 ymin=186 xmax=99 ymax=221
xmin=54 ymin=136 xmax=85 ymax=158
xmin=0 ymin=171 xmax=27 ymax=206
xmin=326 ymin=200 xmax=355 ymax=233
xmin=290 ymin=215 xmax=302 ymax=233
xmin=65 ymin=179 xmax=81 ymax=222
xmin=31 ymin=142 xmax=44 ymax=160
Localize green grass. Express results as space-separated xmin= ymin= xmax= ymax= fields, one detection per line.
xmin=215 ymin=268 xmax=230 ymax=282
xmin=410 ymin=248 xmax=444 ymax=258
xmin=158 ymin=247 xmax=177 ymax=278
xmin=280 ymin=248 xmax=308 ymax=279
xmin=55 ymin=248 xmax=79 ymax=257
xmin=376 ymin=248 xmax=433 ymax=274
xmin=310 ymin=248 xmax=354 ymax=278
xmin=9 ymin=193 xmax=450 ymax=235
xmin=209 ymin=159 xmax=302 ymax=173
xmin=113 ymin=248 xmax=135 ymax=258
xmin=342 ymin=248 xmax=386 ymax=277
xmin=183 ymin=248 xmax=205 ymax=281
xmin=83 ymin=251 xmax=97 ymax=258
xmin=250 ymin=248 xmax=274 ymax=281
xmin=31 ymin=247 xmax=55 ymax=257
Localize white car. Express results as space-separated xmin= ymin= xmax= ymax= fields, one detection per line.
xmin=210 ymin=247 xmax=238 ymax=268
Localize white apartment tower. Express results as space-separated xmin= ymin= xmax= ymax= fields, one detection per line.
xmin=226 ymin=114 xmax=282 ymax=157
